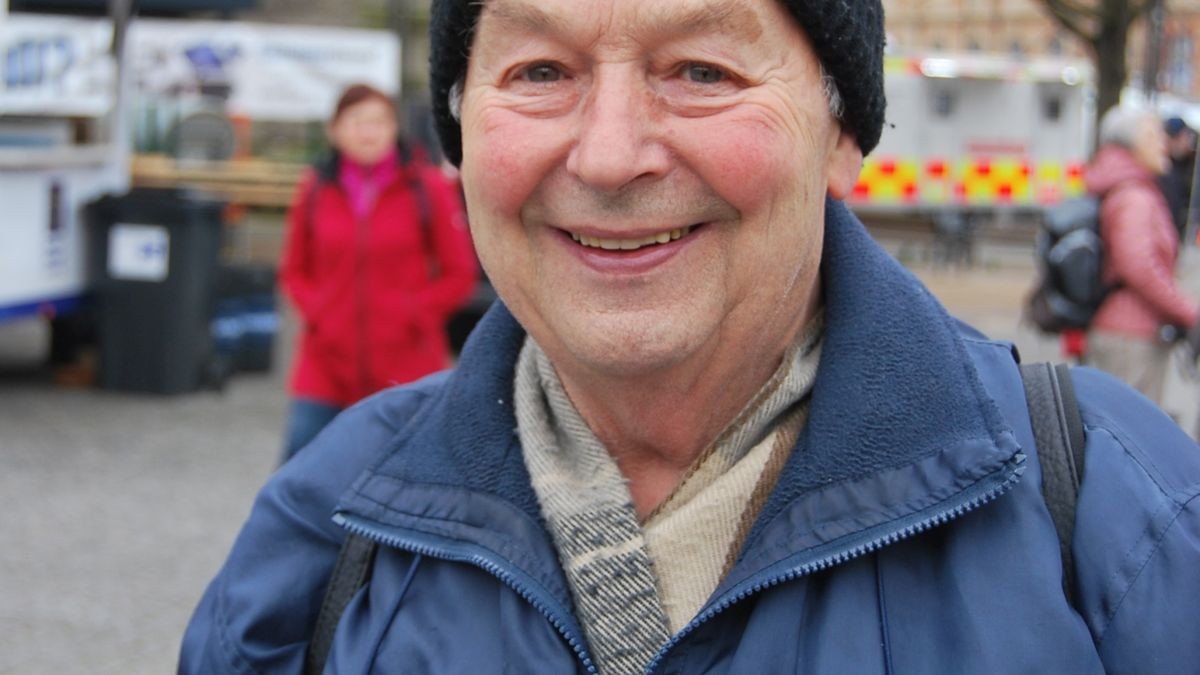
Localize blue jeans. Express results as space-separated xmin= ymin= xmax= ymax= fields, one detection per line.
xmin=281 ymin=398 xmax=343 ymax=464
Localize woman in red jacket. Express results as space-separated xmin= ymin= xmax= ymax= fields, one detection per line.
xmin=1086 ymin=106 xmax=1200 ymax=406
xmin=279 ymin=84 xmax=477 ymax=461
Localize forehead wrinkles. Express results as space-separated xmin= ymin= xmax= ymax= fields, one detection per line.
xmin=480 ymin=0 xmax=569 ymax=35
xmin=479 ymin=0 xmax=613 ymax=46
xmin=636 ymin=0 xmax=764 ymax=43
xmin=478 ymin=0 xmax=764 ymax=46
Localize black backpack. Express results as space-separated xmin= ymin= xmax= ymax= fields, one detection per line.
xmin=1026 ymin=196 xmax=1108 ymax=333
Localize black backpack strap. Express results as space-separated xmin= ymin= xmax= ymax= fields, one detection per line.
xmin=300 ymin=175 xmax=324 ymax=278
xmin=402 ymin=163 xmax=437 ymax=277
xmin=1019 ymin=362 xmax=1086 ymax=605
xmin=304 ymin=533 xmax=378 ymax=675
xmin=406 ymin=172 xmax=433 ymax=254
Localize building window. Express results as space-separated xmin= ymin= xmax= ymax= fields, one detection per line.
xmin=1043 ymin=95 xmax=1063 ymax=122
xmin=933 ymin=89 xmax=955 ymax=117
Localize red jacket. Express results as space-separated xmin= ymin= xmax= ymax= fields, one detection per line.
xmin=280 ymin=147 xmax=478 ymax=406
xmin=1086 ymin=144 xmax=1199 ymax=341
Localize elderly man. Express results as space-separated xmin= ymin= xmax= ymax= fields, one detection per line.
xmin=181 ymin=0 xmax=1200 ymax=672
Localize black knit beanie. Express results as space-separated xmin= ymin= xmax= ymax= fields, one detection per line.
xmin=429 ymin=0 xmax=886 ymax=166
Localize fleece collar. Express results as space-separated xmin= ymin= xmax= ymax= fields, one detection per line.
xmin=339 ymin=199 xmax=1020 ymax=584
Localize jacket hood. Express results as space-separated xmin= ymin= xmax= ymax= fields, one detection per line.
xmin=1086 ymin=144 xmax=1156 ymax=195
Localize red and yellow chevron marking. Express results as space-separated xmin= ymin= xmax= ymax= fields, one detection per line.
xmin=850 ymin=156 xmax=1087 ymax=207
xmin=853 ymin=157 xmax=921 ymax=203
xmin=959 ymin=158 xmax=1032 ymax=204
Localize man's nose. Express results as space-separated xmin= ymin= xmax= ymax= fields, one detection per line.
xmin=566 ymin=68 xmax=669 ymax=192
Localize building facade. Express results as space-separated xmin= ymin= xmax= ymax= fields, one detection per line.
xmin=883 ymin=0 xmax=1200 ymax=99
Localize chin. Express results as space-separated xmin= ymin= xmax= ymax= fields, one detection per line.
xmin=506 ymin=287 xmax=717 ymax=380
xmin=557 ymin=316 xmax=704 ymax=380
xmin=346 ymin=147 xmax=392 ymax=166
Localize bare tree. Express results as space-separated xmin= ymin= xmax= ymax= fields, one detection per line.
xmin=1038 ymin=0 xmax=1157 ymax=123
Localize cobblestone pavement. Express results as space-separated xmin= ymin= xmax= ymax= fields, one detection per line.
xmin=2 ymin=242 xmax=1198 ymax=674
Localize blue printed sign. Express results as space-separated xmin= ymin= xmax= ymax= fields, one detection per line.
xmin=108 ymin=223 xmax=170 ymax=282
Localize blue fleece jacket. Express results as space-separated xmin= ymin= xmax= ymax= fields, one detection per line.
xmin=180 ymin=201 xmax=1200 ymax=674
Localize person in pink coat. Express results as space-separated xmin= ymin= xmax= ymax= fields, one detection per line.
xmin=1085 ymin=106 xmax=1200 ymax=405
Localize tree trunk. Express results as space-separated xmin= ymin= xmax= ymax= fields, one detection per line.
xmin=1038 ymin=0 xmax=1153 ymax=150
xmin=1094 ymin=19 xmax=1129 ymax=126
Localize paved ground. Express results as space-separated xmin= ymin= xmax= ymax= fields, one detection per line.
xmin=2 ymin=235 xmax=1198 ymax=674
xmin=0 ymin=320 xmax=289 ymax=674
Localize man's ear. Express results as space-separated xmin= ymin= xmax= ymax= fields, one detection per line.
xmin=826 ymin=130 xmax=864 ymax=200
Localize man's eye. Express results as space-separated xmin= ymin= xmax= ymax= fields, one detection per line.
xmin=684 ymin=63 xmax=725 ymax=84
xmin=522 ymin=64 xmax=562 ymax=83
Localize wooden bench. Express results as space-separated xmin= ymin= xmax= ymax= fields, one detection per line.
xmin=130 ymin=154 xmax=306 ymax=209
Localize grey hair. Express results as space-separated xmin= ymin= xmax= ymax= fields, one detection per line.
xmin=821 ymin=67 xmax=844 ymax=121
xmin=1099 ymin=105 xmax=1157 ymax=149
xmin=447 ymin=65 xmax=845 ymax=124
xmin=449 ymin=78 xmax=464 ymax=123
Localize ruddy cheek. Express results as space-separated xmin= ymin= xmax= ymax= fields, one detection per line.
xmin=471 ymin=117 xmax=558 ymax=216
xmin=691 ymin=123 xmax=793 ymax=209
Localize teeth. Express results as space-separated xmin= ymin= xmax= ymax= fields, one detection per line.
xmin=570 ymin=226 xmax=694 ymax=250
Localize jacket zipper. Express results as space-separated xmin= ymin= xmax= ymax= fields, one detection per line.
xmin=354 ymin=213 xmax=371 ymax=397
xmin=333 ymin=452 xmax=1022 ymax=674
xmin=333 ymin=512 xmax=599 ymax=674
xmin=645 ymin=451 xmax=1027 ymax=674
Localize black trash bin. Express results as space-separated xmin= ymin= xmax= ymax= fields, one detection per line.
xmin=88 ymin=188 xmax=223 ymax=394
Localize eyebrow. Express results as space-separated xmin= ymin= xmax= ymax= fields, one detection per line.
xmin=481 ymin=0 xmax=764 ymax=45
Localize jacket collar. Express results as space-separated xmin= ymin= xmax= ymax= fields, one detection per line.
xmin=338 ymin=198 xmax=1020 ymax=588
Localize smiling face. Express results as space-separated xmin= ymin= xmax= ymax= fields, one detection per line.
xmin=459 ymin=0 xmax=862 ymax=382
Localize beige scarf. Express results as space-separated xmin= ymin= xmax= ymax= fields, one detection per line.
xmin=514 ymin=317 xmax=823 ymax=674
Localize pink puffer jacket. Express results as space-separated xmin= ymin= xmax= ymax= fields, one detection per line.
xmin=1086 ymin=144 xmax=1199 ymax=341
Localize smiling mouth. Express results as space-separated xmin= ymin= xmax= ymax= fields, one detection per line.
xmin=568 ymin=225 xmax=696 ymax=251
